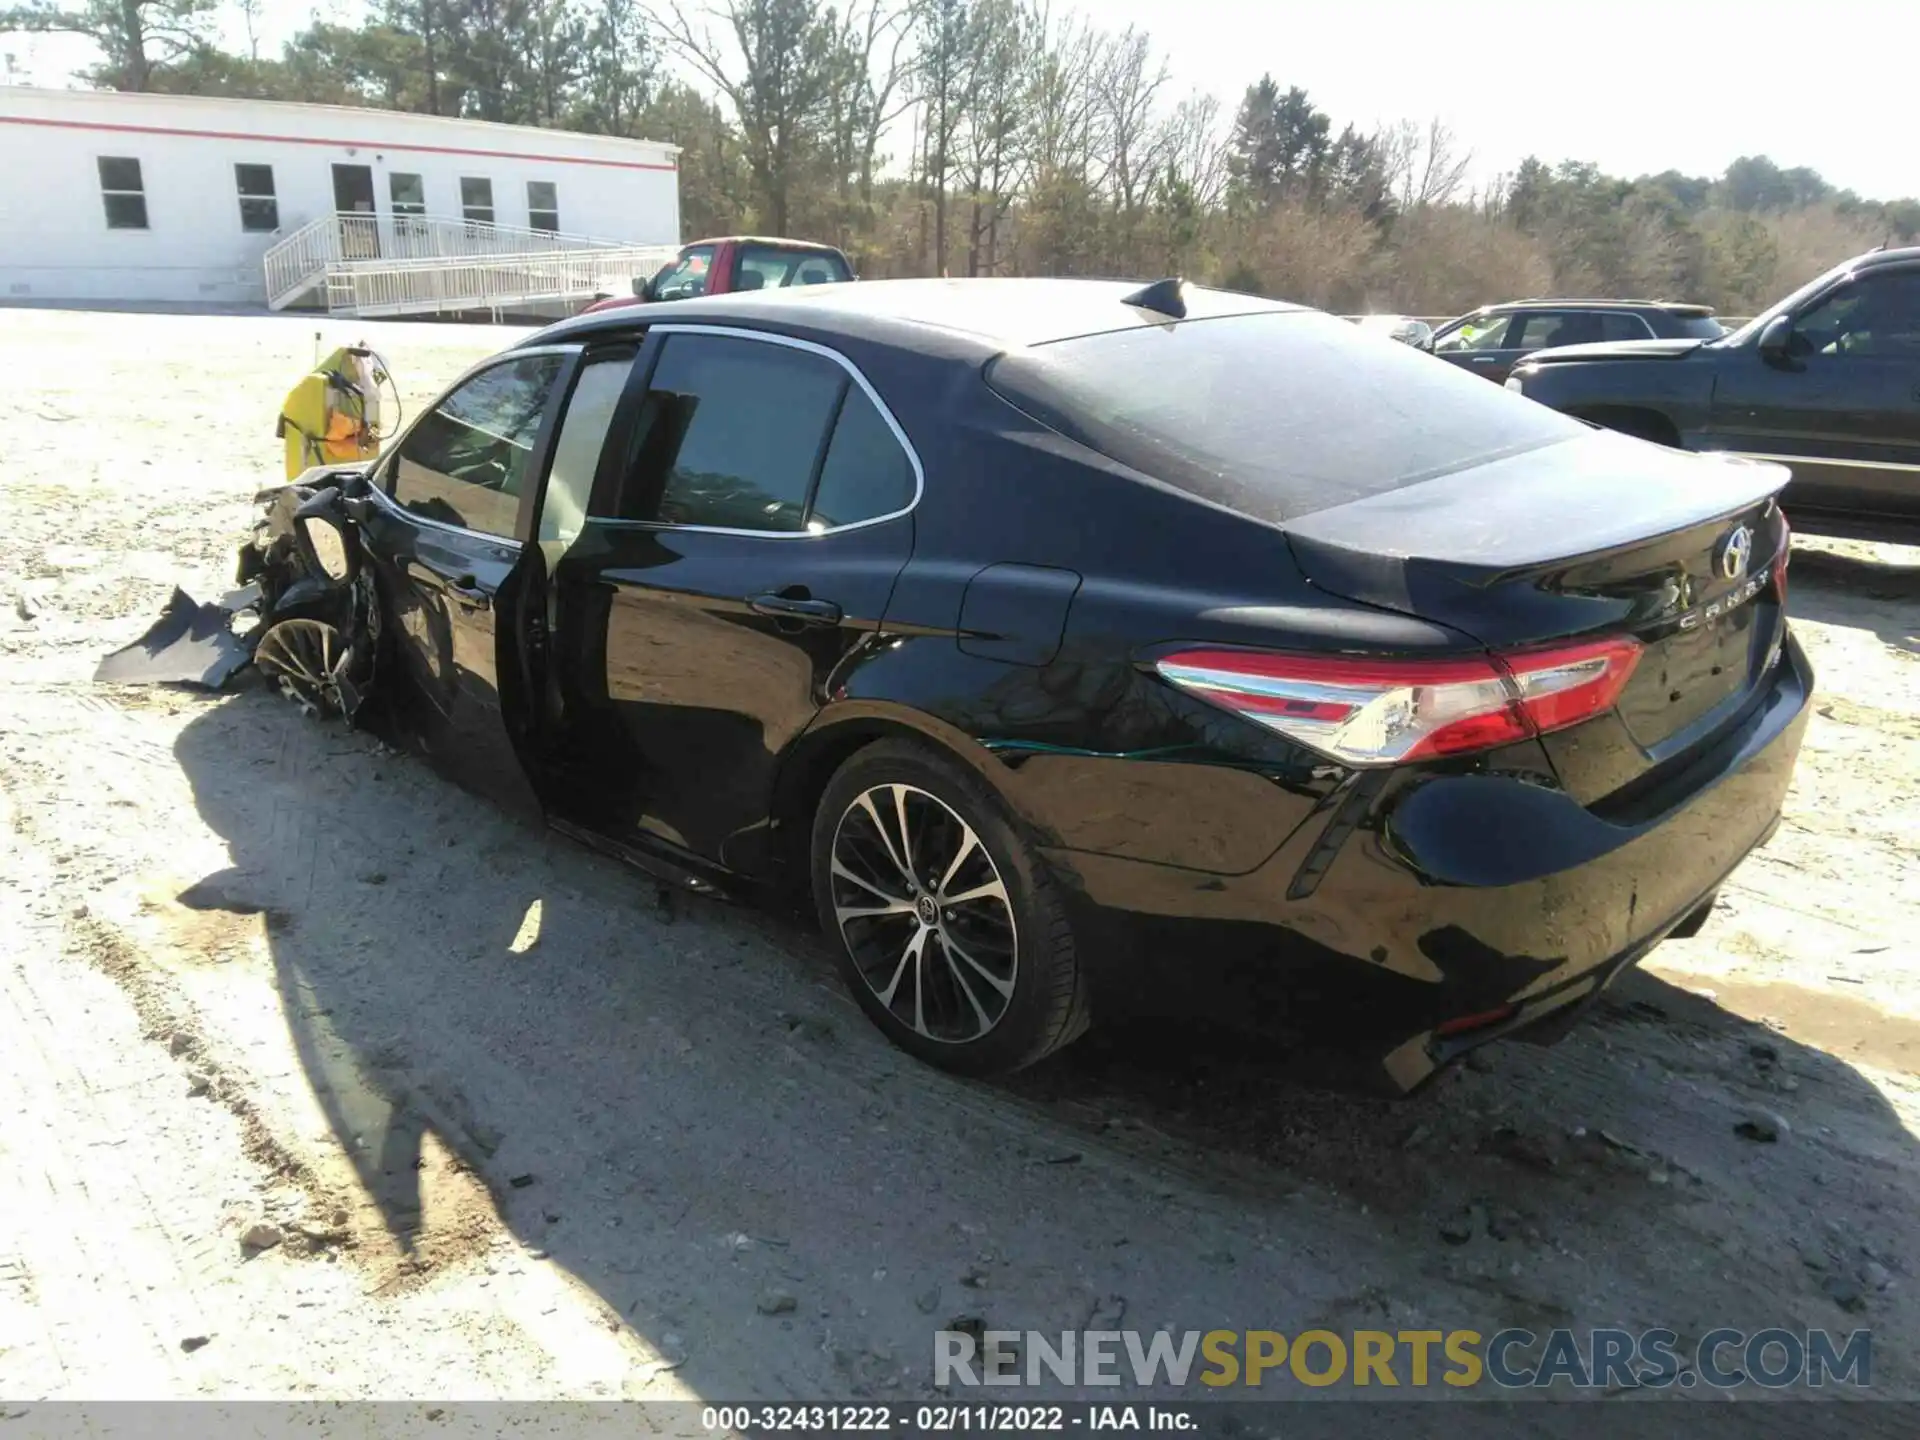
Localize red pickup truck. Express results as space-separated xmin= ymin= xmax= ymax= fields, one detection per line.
xmin=584 ymin=236 xmax=855 ymax=314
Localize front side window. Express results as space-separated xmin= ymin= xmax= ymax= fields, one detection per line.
xmin=235 ymin=163 xmax=278 ymax=233
xmin=651 ymin=245 xmax=715 ymax=301
xmin=1432 ymin=313 xmax=1511 ymax=353
xmin=391 ymin=354 xmax=566 ymax=537
xmin=527 ymin=180 xmax=559 ymax=233
xmin=461 ymin=177 xmax=495 ymax=226
xmin=98 ymin=156 xmax=147 ymax=230
xmin=1792 ymin=271 xmax=1920 ymax=358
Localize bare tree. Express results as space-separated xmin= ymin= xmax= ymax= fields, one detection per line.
xmin=1094 ymin=26 xmax=1166 ymax=218
xmin=957 ymin=0 xmax=1029 ymax=273
xmin=0 ymin=0 xmax=218 ymax=90
xmin=1378 ymin=116 xmax=1472 ymax=212
xmin=1158 ymin=90 xmax=1228 ymax=212
xmin=652 ymin=0 xmax=838 ymax=234
xmin=914 ymin=0 xmax=975 ymax=274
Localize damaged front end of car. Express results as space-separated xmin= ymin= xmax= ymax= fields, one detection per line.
xmin=96 ymin=466 xmax=383 ymax=724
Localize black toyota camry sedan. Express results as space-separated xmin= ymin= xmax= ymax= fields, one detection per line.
xmin=234 ymin=277 xmax=1811 ymax=1093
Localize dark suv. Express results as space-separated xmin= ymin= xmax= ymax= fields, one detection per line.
xmin=1428 ymin=300 xmax=1727 ymax=384
xmin=1507 ymin=247 xmax=1920 ymax=538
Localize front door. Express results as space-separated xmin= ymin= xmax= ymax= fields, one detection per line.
xmin=1430 ymin=313 xmax=1520 ymax=383
xmin=545 ymin=325 xmax=919 ymax=875
xmin=331 ymin=163 xmax=379 ymax=257
xmin=361 ymin=349 xmax=578 ymax=823
xmin=1709 ymin=266 xmax=1920 ymax=521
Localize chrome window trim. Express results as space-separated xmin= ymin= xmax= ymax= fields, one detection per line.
xmin=586 ymin=321 xmax=926 ymax=540
xmin=366 ymin=480 xmax=524 ymax=550
xmin=375 ymin=343 xmax=583 ymax=546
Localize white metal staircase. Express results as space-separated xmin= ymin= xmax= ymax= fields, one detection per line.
xmin=263 ymin=212 xmax=678 ymax=318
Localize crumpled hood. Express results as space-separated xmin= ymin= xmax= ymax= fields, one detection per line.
xmin=1522 ymin=337 xmax=1707 ymax=365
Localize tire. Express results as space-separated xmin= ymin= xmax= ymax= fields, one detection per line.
xmin=810 ymin=738 xmax=1090 ymax=1075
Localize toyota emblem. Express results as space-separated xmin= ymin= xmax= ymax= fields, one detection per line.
xmin=1718 ymin=524 xmax=1753 ymax=580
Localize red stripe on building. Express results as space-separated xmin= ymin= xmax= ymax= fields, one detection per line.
xmin=0 ymin=113 xmax=678 ymax=171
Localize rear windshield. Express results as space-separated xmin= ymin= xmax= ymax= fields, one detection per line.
xmin=736 ymin=244 xmax=853 ymax=290
xmin=1672 ymin=314 xmax=1728 ymax=339
xmin=986 ymin=310 xmax=1585 ymax=523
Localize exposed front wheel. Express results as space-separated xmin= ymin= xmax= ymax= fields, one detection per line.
xmin=811 ymin=740 xmax=1089 ymax=1075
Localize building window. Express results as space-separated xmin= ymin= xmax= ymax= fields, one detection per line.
xmin=461 ymin=177 xmax=494 ymax=226
xmin=98 ymin=156 xmax=148 ymax=230
xmin=235 ymin=163 xmax=278 ymax=232
xmin=389 ymin=172 xmax=426 ymax=217
xmin=527 ymin=180 xmax=559 ymax=233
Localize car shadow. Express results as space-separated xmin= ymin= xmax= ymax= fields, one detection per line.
xmin=1786 ymin=545 xmax=1920 ymax=656
xmin=166 ymin=692 xmax=1920 ymax=1401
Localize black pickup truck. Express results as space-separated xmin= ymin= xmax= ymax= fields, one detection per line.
xmin=1505 ymin=246 xmax=1920 ymax=539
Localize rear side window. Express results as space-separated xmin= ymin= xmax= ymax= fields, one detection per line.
xmin=1598 ymin=313 xmax=1656 ymax=342
xmin=634 ymin=334 xmax=846 ymax=532
xmin=1672 ymin=315 xmax=1727 ymax=340
xmin=987 ymin=311 xmax=1586 ymax=524
xmin=810 ymin=387 xmax=915 ymax=528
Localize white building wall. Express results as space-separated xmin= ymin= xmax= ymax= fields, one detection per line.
xmin=0 ymin=87 xmax=681 ymax=304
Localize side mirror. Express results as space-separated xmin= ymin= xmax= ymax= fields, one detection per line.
xmin=1757 ymin=314 xmax=1794 ymax=364
xmin=632 ymin=275 xmax=655 ymax=301
xmin=292 ymin=487 xmax=357 ymax=584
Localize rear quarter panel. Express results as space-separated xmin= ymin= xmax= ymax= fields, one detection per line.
xmin=803 ymin=361 xmax=1521 ymax=875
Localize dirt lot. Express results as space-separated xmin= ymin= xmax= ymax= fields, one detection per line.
xmin=2 ymin=307 xmax=1918 ymax=1414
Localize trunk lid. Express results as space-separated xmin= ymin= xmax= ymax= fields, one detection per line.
xmin=1283 ymin=430 xmax=1791 ymax=795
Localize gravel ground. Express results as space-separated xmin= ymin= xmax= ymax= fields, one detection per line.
xmin=2 ymin=307 xmax=1918 ymax=1418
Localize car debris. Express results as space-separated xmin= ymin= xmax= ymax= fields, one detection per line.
xmin=94 ymin=468 xmax=381 ymax=723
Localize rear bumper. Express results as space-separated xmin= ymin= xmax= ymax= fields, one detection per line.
xmin=1045 ymin=631 xmax=1813 ymax=1092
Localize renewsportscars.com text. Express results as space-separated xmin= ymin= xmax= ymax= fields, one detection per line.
xmin=934 ymin=1326 xmax=1872 ymax=1391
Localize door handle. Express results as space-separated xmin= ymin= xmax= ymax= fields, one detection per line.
xmin=1470 ymin=355 xmax=1499 ymax=364
xmin=749 ymin=592 xmax=842 ymax=625
xmin=406 ymin=558 xmax=490 ymax=609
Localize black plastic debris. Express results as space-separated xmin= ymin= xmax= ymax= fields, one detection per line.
xmin=94 ymin=586 xmax=254 ymax=690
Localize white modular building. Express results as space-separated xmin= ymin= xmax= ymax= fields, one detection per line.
xmin=0 ymin=86 xmax=681 ymax=313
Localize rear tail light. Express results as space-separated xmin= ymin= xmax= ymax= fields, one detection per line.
xmin=1154 ymin=637 xmax=1642 ymax=767
xmin=1773 ymin=513 xmax=1791 ymax=601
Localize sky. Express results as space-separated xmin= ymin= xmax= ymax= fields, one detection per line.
xmin=4 ymin=0 xmax=1914 ymax=202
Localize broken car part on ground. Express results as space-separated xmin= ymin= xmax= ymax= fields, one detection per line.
xmin=96 ymin=473 xmax=379 ymax=722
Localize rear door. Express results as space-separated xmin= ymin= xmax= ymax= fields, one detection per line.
xmin=1709 ymin=265 xmax=1920 ymax=519
xmin=361 ymin=347 xmax=579 ymax=822
xmin=1430 ymin=313 xmax=1521 ymax=382
xmin=1503 ymin=311 xmax=1608 ymax=377
xmin=545 ymin=324 xmax=919 ymax=873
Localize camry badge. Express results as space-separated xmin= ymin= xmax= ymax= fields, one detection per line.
xmin=1718 ymin=524 xmax=1754 ymax=580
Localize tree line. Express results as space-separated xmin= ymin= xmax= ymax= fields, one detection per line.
xmin=8 ymin=0 xmax=1919 ymax=314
